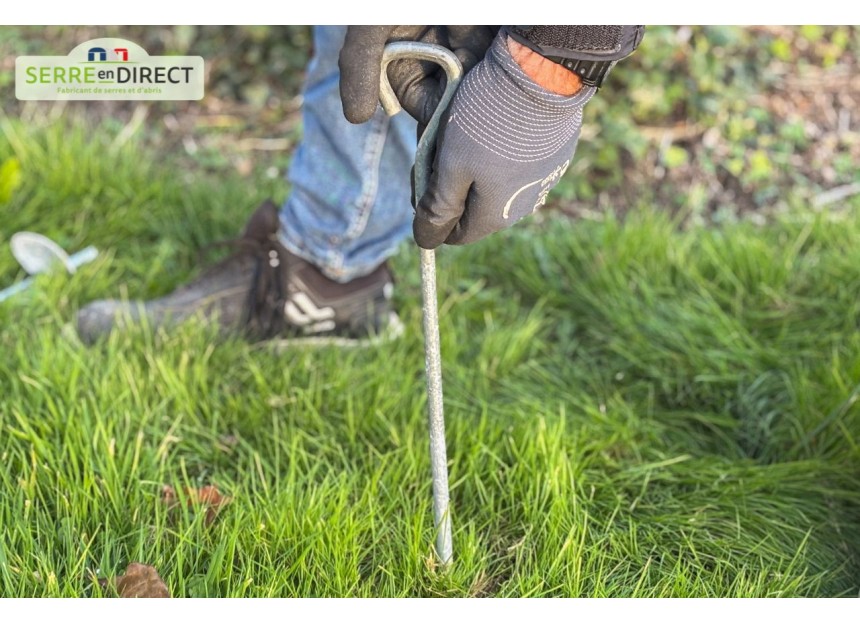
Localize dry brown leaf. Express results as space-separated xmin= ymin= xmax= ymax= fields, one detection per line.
xmin=101 ymin=562 xmax=170 ymax=598
xmin=162 ymin=484 xmax=232 ymax=525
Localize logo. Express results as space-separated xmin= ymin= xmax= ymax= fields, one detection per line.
xmin=16 ymin=38 xmax=204 ymax=101
xmin=501 ymin=160 xmax=571 ymax=220
xmin=284 ymin=293 xmax=336 ymax=334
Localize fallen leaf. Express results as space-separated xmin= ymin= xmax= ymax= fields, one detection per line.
xmin=162 ymin=484 xmax=232 ymax=525
xmin=101 ymin=563 xmax=170 ymax=598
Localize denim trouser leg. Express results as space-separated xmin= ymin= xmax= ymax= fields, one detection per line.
xmin=279 ymin=26 xmax=417 ymax=283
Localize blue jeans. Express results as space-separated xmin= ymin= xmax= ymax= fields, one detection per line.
xmin=279 ymin=26 xmax=417 ymax=283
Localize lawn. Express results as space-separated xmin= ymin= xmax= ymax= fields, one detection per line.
xmin=0 ymin=119 xmax=859 ymax=598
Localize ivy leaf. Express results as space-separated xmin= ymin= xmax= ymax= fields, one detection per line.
xmin=661 ymin=145 xmax=689 ymax=169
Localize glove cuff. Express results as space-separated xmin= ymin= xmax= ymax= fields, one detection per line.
xmin=489 ymin=32 xmax=596 ymax=109
xmin=509 ymin=25 xmax=645 ymax=62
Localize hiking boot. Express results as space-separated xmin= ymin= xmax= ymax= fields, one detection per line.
xmin=76 ymin=200 xmax=403 ymax=346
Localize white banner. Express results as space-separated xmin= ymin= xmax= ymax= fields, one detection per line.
xmin=16 ymin=38 xmax=204 ymax=101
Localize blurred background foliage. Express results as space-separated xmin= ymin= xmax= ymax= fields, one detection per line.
xmin=573 ymin=25 xmax=859 ymax=223
xmin=0 ymin=25 xmax=858 ymax=222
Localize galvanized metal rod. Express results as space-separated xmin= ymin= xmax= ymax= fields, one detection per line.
xmin=380 ymin=42 xmax=463 ymax=566
xmin=418 ymin=244 xmax=451 ymax=565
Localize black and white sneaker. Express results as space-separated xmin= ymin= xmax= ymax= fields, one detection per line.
xmin=76 ymin=200 xmax=403 ymax=346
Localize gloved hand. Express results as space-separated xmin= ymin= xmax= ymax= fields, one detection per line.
xmin=413 ymin=32 xmax=595 ymax=248
xmin=339 ymin=26 xmax=497 ymax=127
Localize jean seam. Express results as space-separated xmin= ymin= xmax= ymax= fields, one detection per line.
xmin=343 ymin=111 xmax=389 ymax=243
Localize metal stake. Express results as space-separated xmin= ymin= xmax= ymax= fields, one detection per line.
xmin=379 ymin=42 xmax=463 ymax=566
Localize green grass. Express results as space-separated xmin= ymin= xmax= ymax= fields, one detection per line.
xmin=0 ymin=118 xmax=859 ymax=598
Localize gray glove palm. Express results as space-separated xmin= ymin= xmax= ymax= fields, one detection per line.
xmin=414 ymin=33 xmax=595 ymax=248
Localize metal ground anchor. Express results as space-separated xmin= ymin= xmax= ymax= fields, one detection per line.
xmin=379 ymin=41 xmax=463 ymax=566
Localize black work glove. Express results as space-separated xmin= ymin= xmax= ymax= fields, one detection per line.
xmin=413 ymin=33 xmax=595 ymax=248
xmin=339 ymin=26 xmax=498 ymax=127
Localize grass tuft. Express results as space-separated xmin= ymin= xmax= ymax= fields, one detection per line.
xmin=1 ymin=119 xmax=859 ymax=597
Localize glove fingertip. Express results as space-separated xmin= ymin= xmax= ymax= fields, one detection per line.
xmin=338 ymin=60 xmax=378 ymax=124
xmin=412 ymin=217 xmax=444 ymax=250
xmin=339 ymin=26 xmax=389 ymax=124
xmin=413 ymin=181 xmax=466 ymax=250
xmin=340 ymin=94 xmax=376 ymax=125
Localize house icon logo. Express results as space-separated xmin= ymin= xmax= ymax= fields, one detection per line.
xmin=87 ymin=47 xmax=130 ymax=62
